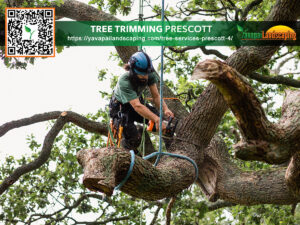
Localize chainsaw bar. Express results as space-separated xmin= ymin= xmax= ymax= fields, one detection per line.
xmin=147 ymin=117 xmax=178 ymax=138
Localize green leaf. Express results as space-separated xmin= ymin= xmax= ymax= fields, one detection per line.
xmin=25 ymin=26 xmax=31 ymax=33
xmin=56 ymin=46 xmax=64 ymax=53
xmin=237 ymin=25 xmax=244 ymax=32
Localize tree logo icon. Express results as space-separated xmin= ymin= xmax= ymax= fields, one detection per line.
xmin=24 ymin=25 xmax=36 ymax=40
xmin=237 ymin=24 xmax=244 ymax=33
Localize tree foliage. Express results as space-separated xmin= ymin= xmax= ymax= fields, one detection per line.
xmin=1 ymin=0 xmax=300 ymax=224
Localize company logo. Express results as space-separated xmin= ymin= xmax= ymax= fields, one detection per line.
xmin=240 ymin=25 xmax=297 ymax=41
xmin=23 ymin=25 xmax=38 ymax=40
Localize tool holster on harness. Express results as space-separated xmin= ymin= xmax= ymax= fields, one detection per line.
xmin=109 ymin=95 xmax=149 ymax=153
xmin=109 ymin=96 xmax=121 ymax=119
xmin=108 ymin=96 xmax=122 ymax=147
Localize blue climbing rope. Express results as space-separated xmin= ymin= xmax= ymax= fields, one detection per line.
xmin=138 ymin=0 xmax=144 ymax=51
xmin=114 ymin=150 xmax=135 ymax=191
xmin=144 ymin=152 xmax=199 ymax=182
xmin=114 ymin=150 xmax=199 ymax=191
xmin=154 ymin=0 xmax=165 ymax=167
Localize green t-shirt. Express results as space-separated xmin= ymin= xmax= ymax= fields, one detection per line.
xmin=114 ymin=72 xmax=158 ymax=104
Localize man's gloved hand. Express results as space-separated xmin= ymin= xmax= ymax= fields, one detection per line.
xmin=164 ymin=109 xmax=174 ymax=118
xmin=154 ymin=118 xmax=167 ymax=131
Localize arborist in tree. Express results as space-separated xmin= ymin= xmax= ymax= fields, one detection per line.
xmin=109 ymin=51 xmax=174 ymax=152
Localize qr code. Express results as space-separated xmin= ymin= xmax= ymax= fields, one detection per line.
xmin=5 ymin=8 xmax=55 ymax=57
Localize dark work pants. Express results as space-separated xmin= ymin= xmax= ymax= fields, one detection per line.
xmin=121 ymin=101 xmax=158 ymax=151
xmin=109 ymin=96 xmax=159 ymax=151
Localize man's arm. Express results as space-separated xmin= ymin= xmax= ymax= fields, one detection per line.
xmin=149 ymin=84 xmax=174 ymax=118
xmin=130 ymin=98 xmax=168 ymax=131
xmin=129 ymin=98 xmax=160 ymax=123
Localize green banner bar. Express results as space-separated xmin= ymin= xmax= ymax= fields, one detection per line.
xmin=55 ymin=21 xmax=300 ymax=46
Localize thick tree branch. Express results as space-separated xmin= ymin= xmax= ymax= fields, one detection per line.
xmin=149 ymin=207 xmax=162 ymax=225
xmin=248 ymin=72 xmax=300 ymax=88
xmin=199 ymin=46 xmax=228 ymax=60
xmin=0 ymin=111 xmax=61 ymax=137
xmin=0 ymin=111 xmax=108 ymax=137
xmin=77 ymin=135 xmax=300 ymax=205
xmin=274 ymin=54 xmax=297 ymax=75
xmin=168 ymin=46 xmax=199 ymax=53
xmin=285 ymin=152 xmax=300 ymax=196
xmin=199 ymin=136 xmax=300 ymax=205
xmin=241 ymin=0 xmax=263 ymax=20
xmin=77 ymin=145 xmax=200 ymax=201
xmin=0 ymin=114 xmax=67 ymax=195
xmin=68 ymin=216 xmax=130 ymax=225
xmin=165 ymin=197 xmax=176 ymax=225
xmin=168 ymin=46 xmax=228 ymax=60
xmin=207 ymin=200 xmax=236 ymax=211
xmin=192 ymin=59 xmax=300 ymax=165
xmin=176 ymin=82 xmax=228 ymax=149
xmin=192 ymin=59 xmax=277 ymax=141
xmin=0 ymin=111 xmax=109 ymax=195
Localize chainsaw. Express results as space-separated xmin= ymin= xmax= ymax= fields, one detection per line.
xmin=147 ymin=117 xmax=178 ymax=138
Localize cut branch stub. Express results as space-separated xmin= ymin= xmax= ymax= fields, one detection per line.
xmin=192 ymin=59 xmax=276 ymax=141
xmin=77 ymin=148 xmax=197 ymax=201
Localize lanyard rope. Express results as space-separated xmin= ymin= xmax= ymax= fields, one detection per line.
xmin=154 ymin=0 xmax=166 ymax=167
xmin=138 ymin=0 xmax=144 ymax=51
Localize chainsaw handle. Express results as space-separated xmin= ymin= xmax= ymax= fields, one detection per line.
xmin=166 ymin=116 xmax=173 ymax=130
xmin=147 ymin=120 xmax=156 ymax=132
